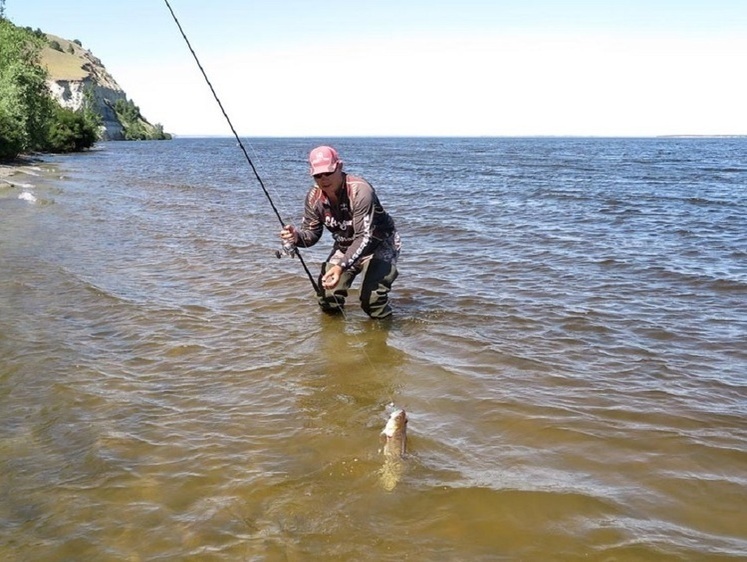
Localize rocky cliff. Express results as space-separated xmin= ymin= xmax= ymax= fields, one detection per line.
xmin=41 ymin=34 xmax=165 ymax=141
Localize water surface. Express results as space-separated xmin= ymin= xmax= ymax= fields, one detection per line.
xmin=1 ymin=137 xmax=746 ymax=560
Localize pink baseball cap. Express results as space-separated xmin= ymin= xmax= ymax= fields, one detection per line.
xmin=309 ymin=146 xmax=341 ymax=176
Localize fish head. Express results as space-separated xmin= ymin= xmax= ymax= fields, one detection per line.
xmin=382 ymin=409 xmax=407 ymax=437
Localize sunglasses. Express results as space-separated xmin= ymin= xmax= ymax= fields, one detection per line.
xmin=313 ymin=166 xmax=338 ymax=180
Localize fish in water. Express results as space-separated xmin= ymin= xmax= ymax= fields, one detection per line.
xmin=379 ymin=408 xmax=407 ymax=490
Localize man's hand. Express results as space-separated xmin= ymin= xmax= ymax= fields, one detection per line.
xmin=322 ymin=265 xmax=343 ymax=289
xmin=280 ymin=225 xmax=296 ymax=243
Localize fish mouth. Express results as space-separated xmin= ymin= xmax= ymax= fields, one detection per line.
xmin=382 ymin=409 xmax=407 ymax=436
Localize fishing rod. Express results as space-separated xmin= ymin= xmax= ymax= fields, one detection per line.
xmin=162 ymin=0 xmax=321 ymax=296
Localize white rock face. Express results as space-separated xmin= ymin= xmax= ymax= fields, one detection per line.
xmin=47 ymin=78 xmax=128 ymax=140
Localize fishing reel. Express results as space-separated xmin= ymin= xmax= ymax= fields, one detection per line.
xmin=275 ymin=242 xmax=297 ymax=259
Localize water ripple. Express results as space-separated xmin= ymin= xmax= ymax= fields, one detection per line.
xmin=2 ymin=137 xmax=745 ymax=560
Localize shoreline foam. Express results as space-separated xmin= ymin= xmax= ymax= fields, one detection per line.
xmin=0 ymin=156 xmax=47 ymax=186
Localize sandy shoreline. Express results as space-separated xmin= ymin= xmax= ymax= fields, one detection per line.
xmin=0 ymin=156 xmax=64 ymax=207
xmin=0 ymin=156 xmax=47 ymax=183
xmin=0 ymin=155 xmax=60 ymax=195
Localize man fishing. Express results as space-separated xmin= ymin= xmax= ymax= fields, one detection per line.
xmin=280 ymin=145 xmax=400 ymax=319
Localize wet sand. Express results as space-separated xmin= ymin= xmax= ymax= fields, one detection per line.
xmin=0 ymin=156 xmax=63 ymax=206
xmin=0 ymin=156 xmax=47 ymax=186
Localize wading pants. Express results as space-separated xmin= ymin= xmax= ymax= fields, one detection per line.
xmin=318 ymin=233 xmax=400 ymax=319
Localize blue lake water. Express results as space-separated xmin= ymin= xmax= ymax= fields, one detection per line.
xmin=1 ymin=136 xmax=746 ymax=560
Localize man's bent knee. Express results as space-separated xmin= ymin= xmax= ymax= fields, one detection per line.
xmin=360 ymin=261 xmax=398 ymax=319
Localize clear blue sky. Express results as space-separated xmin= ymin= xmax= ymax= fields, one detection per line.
xmin=6 ymin=0 xmax=747 ymax=136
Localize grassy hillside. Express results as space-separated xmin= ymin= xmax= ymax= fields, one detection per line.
xmin=39 ymin=34 xmax=89 ymax=81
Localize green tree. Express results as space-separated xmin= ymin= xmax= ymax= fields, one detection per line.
xmin=46 ymin=105 xmax=98 ymax=152
xmin=112 ymin=97 xmax=172 ymax=140
xmin=81 ymin=85 xmax=102 ymax=130
xmin=151 ymin=123 xmax=172 ymax=140
xmin=0 ymin=19 xmax=54 ymax=154
xmin=114 ymin=98 xmax=140 ymax=123
xmin=0 ymin=106 xmax=24 ymax=159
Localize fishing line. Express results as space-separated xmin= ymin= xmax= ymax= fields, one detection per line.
xmin=164 ymin=2 xmax=402 ymax=445
xmin=162 ymin=0 xmax=321 ymax=296
xmin=163 ymin=2 xmax=389 ymax=383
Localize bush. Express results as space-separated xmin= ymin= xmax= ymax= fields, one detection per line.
xmin=151 ymin=123 xmax=172 ymax=140
xmin=0 ymin=106 xmax=24 ymax=160
xmin=22 ymin=27 xmax=45 ymax=39
xmin=45 ymin=105 xmax=98 ymax=153
xmin=1 ymin=21 xmax=54 ymax=155
xmin=114 ymin=98 xmax=140 ymax=122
